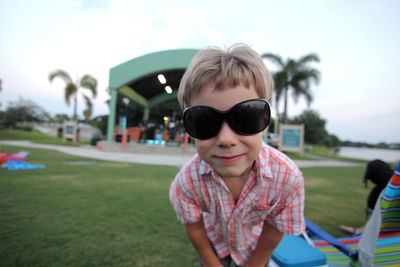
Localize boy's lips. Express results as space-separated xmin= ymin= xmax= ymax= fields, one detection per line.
xmin=213 ymin=153 xmax=244 ymax=162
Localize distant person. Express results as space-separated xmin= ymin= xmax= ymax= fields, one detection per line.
xmin=137 ymin=120 xmax=148 ymax=143
xmin=340 ymin=159 xmax=393 ymax=234
xmin=168 ymin=121 xmax=176 ymax=141
xmin=167 ymin=111 xmax=178 ymax=142
xmin=169 ymin=44 xmax=305 ymax=266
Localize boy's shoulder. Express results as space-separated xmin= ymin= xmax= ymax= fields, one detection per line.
xmin=171 ymin=154 xmax=212 ymax=196
xmin=258 ymin=144 xmax=304 ymax=196
xmin=175 ymin=154 xmax=208 ymax=181
xmin=260 ymin=143 xmax=301 ymax=173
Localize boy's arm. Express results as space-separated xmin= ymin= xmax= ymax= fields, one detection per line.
xmin=185 ymin=220 xmax=223 ymax=267
xmin=245 ymin=221 xmax=283 ymax=267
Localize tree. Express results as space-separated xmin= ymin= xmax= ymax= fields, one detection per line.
xmin=48 ymin=70 xmax=97 ymax=121
xmin=54 ymin=114 xmax=70 ymax=123
xmin=291 ymin=109 xmax=330 ymax=145
xmin=0 ymin=98 xmax=51 ymax=128
xmin=325 ymin=134 xmax=341 ymax=148
xmin=262 ymin=53 xmax=321 ymax=123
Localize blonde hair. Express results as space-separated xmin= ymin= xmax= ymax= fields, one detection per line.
xmin=178 ymin=43 xmax=273 ymax=109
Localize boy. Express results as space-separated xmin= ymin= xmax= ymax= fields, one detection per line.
xmin=169 ymin=44 xmax=305 ymax=267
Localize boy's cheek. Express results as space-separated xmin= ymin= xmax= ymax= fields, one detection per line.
xmin=195 ymin=139 xmax=211 ymax=153
xmin=195 ymin=138 xmax=218 ymax=162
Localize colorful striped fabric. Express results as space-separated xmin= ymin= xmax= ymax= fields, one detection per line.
xmin=311 ymin=163 xmax=400 ymax=266
xmin=381 ymin=165 xmax=400 ymax=233
xmin=313 ymin=232 xmax=400 ymax=266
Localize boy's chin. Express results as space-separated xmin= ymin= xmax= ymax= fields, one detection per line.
xmin=213 ymin=165 xmax=252 ymax=180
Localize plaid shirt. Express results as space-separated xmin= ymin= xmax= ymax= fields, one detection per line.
xmin=169 ymin=143 xmax=305 ymax=265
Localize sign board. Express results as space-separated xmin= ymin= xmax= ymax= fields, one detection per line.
xmin=63 ymin=120 xmax=78 ymax=143
xmin=278 ymin=124 xmax=304 ymax=154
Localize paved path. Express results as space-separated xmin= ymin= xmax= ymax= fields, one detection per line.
xmin=0 ymin=140 xmax=363 ymax=168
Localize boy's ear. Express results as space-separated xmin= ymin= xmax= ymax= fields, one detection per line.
xmin=262 ymin=129 xmax=267 ymax=136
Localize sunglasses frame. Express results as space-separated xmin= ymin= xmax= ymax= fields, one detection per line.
xmin=183 ymin=98 xmax=271 ymax=140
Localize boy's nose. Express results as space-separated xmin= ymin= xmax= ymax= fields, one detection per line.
xmin=216 ymin=121 xmax=237 ymax=147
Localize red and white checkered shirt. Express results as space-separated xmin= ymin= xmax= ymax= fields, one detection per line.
xmin=169 ymin=143 xmax=305 ymax=265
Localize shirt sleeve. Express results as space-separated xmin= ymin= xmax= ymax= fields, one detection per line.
xmin=268 ymin=169 xmax=305 ymax=235
xmin=169 ymin=169 xmax=202 ymax=224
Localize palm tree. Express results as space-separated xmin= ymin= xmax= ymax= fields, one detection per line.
xmin=49 ymin=70 xmax=97 ymax=120
xmin=262 ymin=53 xmax=321 ymax=123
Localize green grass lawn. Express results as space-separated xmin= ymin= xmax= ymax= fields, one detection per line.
xmin=305 ymin=145 xmax=368 ymax=163
xmin=302 ymin=166 xmax=368 ymax=236
xmin=283 ymin=151 xmax=316 ymax=160
xmin=0 ymin=129 xmax=89 ymax=146
xmin=0 ymin=145 xmax=369 ymax=266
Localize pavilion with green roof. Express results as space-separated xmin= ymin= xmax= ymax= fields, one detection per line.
xmin=106 ymin=49 xmax=199 ymax=141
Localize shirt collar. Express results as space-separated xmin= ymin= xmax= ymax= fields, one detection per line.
xmin=198 ymin=156 xmax=213 ymax=176
xmin=256 ymin=142 xmax=273 ymax=179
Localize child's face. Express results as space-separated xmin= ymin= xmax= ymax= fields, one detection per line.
xmin=190 ymin=83 xmax=264 ymax=180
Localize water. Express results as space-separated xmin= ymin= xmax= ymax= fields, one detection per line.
xmin=337 ymin=146 xmax=400 ymax=162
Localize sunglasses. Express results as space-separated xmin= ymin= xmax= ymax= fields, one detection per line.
xmin=183 ymin=98 xmax=271 ymax=140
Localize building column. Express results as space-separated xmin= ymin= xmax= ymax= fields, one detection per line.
xmin=143 ymin=107 xmax=150 ymax=122
xmin=106 ymin=88 xmax=118 ymax=141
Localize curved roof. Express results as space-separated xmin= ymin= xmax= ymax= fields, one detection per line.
xmin=109 ymin=48 xmax=199 ymax=91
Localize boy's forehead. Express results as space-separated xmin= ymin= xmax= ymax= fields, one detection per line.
xmin=197 ymin=82 xmax=259 ymax=96
xmin=199 ymin=81 xmax=258 ymax=94
xmin=189 ymin=83 xmax=259 ymax=109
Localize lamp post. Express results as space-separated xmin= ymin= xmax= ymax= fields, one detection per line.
xmin=119 ymin=97 xmax=130 ymax=134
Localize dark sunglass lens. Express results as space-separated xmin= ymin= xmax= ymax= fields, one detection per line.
xmin=184 ymin=107 xmax=222 ymax=139
xmin=229 ymin=100 xmax=270 ymax=135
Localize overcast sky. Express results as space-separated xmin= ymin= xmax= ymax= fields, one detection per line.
xmin=1 ymin=0 xmax=399 ymax=144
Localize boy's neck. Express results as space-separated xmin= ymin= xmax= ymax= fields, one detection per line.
xmin=220 ymin=165 xmax=253 ymax=203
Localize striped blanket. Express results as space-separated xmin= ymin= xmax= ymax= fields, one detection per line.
xmin=381 ymin=166 xmax=400 ymax=233
xmin=313 ymin=232 xmax=400 ymax=266
xmin=313 ymin=164 xmax=400 ymax=266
